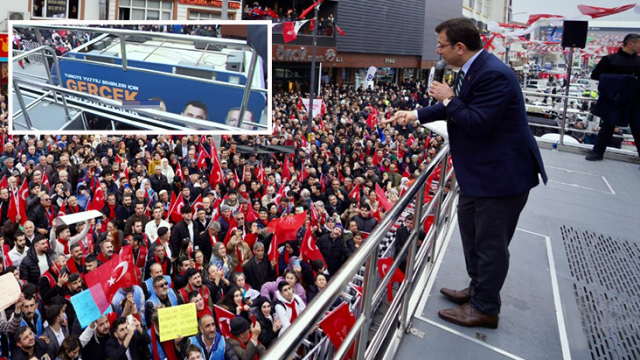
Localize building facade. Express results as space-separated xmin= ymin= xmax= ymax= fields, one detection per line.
xmin=0 ymin=0 xmax=241 ymax=25
xmin=272 ymin=0 xmax=463 ymax=91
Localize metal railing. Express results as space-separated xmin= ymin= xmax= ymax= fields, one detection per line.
xmin=12 ymin=24 xmax=267 ymax=130
xmin=264 ymin=144 xmax=458 ymax=360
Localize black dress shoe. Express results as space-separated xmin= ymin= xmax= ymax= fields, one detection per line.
xmin=440 ymin=287 xmax=472 ymax=304
xmin=585 ymin=153 xmax=603 ymax=161
xmin=438 ymin=303 xmax=499 ymax=329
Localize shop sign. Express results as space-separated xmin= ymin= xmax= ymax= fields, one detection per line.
xmin=384 ymin=58 xmax=395 ymax=64
xmin=275 ymin=45 xmax=339 ymax=62
xmin=178 ymin=0 xmax=241 ymax=8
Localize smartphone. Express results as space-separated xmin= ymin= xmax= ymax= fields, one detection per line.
xmin=125 ymin=183 xmax=130 ymax=189
xmin=126 ymin=314 xmax=134 ymax=325
xmin=250 ymin=313 xmax=256 ymax=326
xmin=195 ymin=245 xmax=199 ymax=250
xmin=294 ymin=259 xmax=300 ymax=268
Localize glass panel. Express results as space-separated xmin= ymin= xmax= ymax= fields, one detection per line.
xmin=147 ymin=0 xmax=160 ymax=9
xmin=132 ymin=0 xmax=145 ymax=7
xmin=146 ymin=10 xmax=159 ymax=20
xmin=161 ymin=11 xmax=171 ymax=20
xmin=120 ymin=0 xmax=131 ymax=5
xmin=162 ymin=1 xmax=172 ymax=9
xmin=132 ymin=9 xmax=145 ymax=19
xmin=189 ymin=13 xmax=198 ymax=20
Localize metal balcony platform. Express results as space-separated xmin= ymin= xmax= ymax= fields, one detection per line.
xmin=391 ymin=148 xmax=640 ymax=360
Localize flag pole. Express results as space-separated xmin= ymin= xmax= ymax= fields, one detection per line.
xmin=307 ymin=4 xmax=319 ymax=137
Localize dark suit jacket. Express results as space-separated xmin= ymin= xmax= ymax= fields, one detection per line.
xmin=417 ymin=50 xmax=547 ymax=197
xmin=105 ymin=331 xmax=151 ymax=360
xmin=169 ymin=220 xmax=194 ymax=256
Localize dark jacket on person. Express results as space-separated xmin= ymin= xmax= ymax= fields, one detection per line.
xmin=28 ymin=204 xmax=58 ymax=232
xmin=353 ymin=214 xmax=378 ymax=233
xmin=317 ymin=233 xmax=353 ymax=275
xmin=592 ymin=74 xmax=638 ymax=127
xmin=11 ymin=337 xmax=53 ymax=360
xmin=19 ymin=246 xmax=52 ymax=286
xmin=243 ymin=256 xmax=277 ymax=291
xmin=105 ymin=331 xmax=151 ymax=360
xmin=255 ymin=311 xmax=278 ymax=348
xmin=82 ymin=332 xmax=110 ymax=360
xmin=169 ymin=220 xmax=195 ymax=257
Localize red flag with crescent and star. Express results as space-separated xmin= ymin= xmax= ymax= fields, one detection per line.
xmin=300 ymin=226 xmax=326 ymax=268
xmin=85 ymin=245 xmax=137 ymax=313
xmin=214 ymin=305 xmax=236 ymax=337
xmin=170 ymin=193 xmax=186 ymax=223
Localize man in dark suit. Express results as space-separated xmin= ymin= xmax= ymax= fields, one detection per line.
xmin=170 ymin=205 xmax=195 ymax=257
xmin=105 ymin=316 xmax=151 ymax=360
xmin=387 ymin=17 xmax=547 ymax=328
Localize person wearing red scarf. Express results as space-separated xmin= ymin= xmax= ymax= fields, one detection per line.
xmin=273 ymin=281 xmax=306 ymax=335
xmin=38 ymin=253 xmax=67 ymax=304
xmin=187 ymin=291 xmax=212 ymax=320
xmin=144 ymin=242 xmax=173 ymax=279
xmin=226 ymin=230 xmax=252 ymax=273
xmin=50 ymin=220 xmax=90 ymax=256
xmin=97 ymin=240 xmax=114 ymax=266
xmin=66 ymin=243 xmax=85 ymax=275
xmin=227 ymin=317 xmax=266 ymax=360
xmin=178 ymin=269 xmax=213 ymax=308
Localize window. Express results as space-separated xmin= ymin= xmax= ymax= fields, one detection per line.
xmin=32 ymin=0 xmax=80 ymax=19
xmin=118 ymin=0 xmax=172 ymax=20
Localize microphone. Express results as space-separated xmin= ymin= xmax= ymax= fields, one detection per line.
xmin=432 ymin=60 xmax=447 ymax=84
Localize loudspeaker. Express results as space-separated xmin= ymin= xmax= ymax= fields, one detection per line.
xmin=562 ymin=21 xmax=588 ymax=48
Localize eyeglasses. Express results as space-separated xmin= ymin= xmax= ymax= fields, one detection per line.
xmin=42 ymin=198 xmax=51 ymax=201
xmin=436 ymin=43 xmax=454 ymax=50
xmin=236 ymin=217 xmax=244 ymax=220
xmin=157 ymin=282 xmax=168 ymax=288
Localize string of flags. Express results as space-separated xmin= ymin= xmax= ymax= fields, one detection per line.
xmin=479 ymin=3 xmax=640 ymax=57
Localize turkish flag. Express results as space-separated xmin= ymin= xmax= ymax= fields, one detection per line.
xmin=175 ymin=165 xmax=184 ymax=182
xmin=402 ymin=168 xmax=411 ymax=178
xmin=170 ymin=193 xmax=185 ymax=223
xmin=282 ymin=156 xmax=291 ymax=182
xmin=268 ymin=233 xmax=280 ymax=275
xmin=196 ymin=151 xmax=207 ymax=171
xmin=7 ymin=194 xmax=18 ymax=224
xmin=578 ymin=4 xmax=636 ymax=18
xmin=18 ymin=179 xmax=29 ymax=203
xmin=377 ymin=257 xmax=405 ymax=302
xmin=214 ymin=305 xmax=236 ymax=337
xmin=87 ymin=186 xmax=105 ymax=212
xmin=209 ymin=155 xmax=224 ymax=187
xmin=283 ymin=22 xmax=298 ymax=43
xmin=423 ymin=214 xmax=434 ymax=233
xmin=0 ymin=176 xmax=6 ymax=190
xmin=41 ymin=172 xmax=50 ymax=188
xmin=191 ymin=195 xmax=203 ymax=215
xmin=245 ymin=205 xmax=259 ymax=224
xmin=335 ymin=24 xmax=345 ymax=36
xmin=318 ymin=302 xmax=355 ymax=359
xmin=375 ymin=183 xmax=393 ymax=212
xmin=300 ymin=227 xmax=326 ymax=267
xmin=256 ymin=164 xmax=266 ymax=185
xmin=273 ymin=183 xmax=288 ymax=205
xmin=349 ymin=184 xmax=360 ymax=204
xmin=223 ymin=226 xmax=237 ymax=247
xmin=310 ymin=203 xmax=319 ymax=227
xmin=18 ymin=180 xmax=29 ymax=225
xmin=85 ymin=245 xmax=137 ymax=313
xmin=58 ymin=200 xmax=67 ymax=217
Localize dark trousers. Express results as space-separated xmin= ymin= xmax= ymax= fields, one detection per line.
xmin=592 ymin=103 xmax=640 ymax=157
xmin=457 ymin=191 xmax=530 ymax=316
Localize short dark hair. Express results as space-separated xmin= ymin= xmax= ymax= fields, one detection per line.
xmin=435 ymin=17 xmax=482 ymax=51
xmin=45 ymin=304 xmax=64 ymax=324
xmin=185 ymin=268 xmax=199 ymax=279
xmin=184 ymin=101 xmax=208 ymax=116
xmin=278 ymin=280 xmax=290 ymax=293
xmin=181 ymin=205 xmax=192 ymax=214
xmin=623 ymin=33 xmax=640 ymax=46
xmin=85 ymin=254 xmax=98 ymax=264
xmin=14 ymin=326 xmax=31 ymax=344
xmin=188 ymin=290 xmax=200 ymax=302
xmin=112 ymin=316 xmax=128 ymax=330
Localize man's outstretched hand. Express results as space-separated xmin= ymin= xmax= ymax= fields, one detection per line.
xmin=382 ymin=111 xmax=417 ymax=127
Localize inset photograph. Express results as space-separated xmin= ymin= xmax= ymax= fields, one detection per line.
xmin=8 ymin=21 xmax=270 ymax=133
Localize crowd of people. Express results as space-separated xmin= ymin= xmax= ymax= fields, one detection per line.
xmin=0 ymin=75 xmax=445 ymax=360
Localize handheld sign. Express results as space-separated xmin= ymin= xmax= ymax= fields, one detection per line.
xmin=54 ymin=210 xmax=104 ymax=227
xmin=158 ymin=303 xmax=198 ymax=342
xmin=0 ymin=273 xmax=21 ymax=311
xmin=70 ymin=290 xmax=112 ymax=328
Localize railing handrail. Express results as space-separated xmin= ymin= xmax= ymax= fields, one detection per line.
xmin=263 ymin=144 xmax=451 ymax=360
